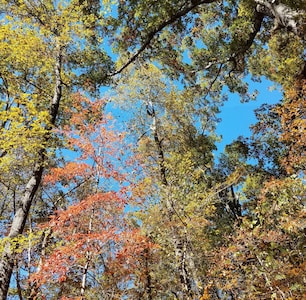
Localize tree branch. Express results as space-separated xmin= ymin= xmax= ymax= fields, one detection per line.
xmin=255 ymin=0 xmax=303 ymax=34
xmin=110 ymin=0 xmax=217 ymax=76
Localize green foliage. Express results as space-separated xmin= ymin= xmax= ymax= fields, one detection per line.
xmin=1 ymin=0 xmax=305 ymax=298
xmin=249 ymin=33 xmax=305 ymax=88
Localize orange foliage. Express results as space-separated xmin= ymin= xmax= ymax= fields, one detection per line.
xmin=212 ymin=174 xmax=305 ymax=299
xmin=30 ymin=94 xmax=152 ymax=297
xmin=200 ymin=286 xmax=211 ymax=300
xmin=44 ymin=162 xmax=92 ymax=184
xmin=278 ymin=80 xmax=306 ymax=174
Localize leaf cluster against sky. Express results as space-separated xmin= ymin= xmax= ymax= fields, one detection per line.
xmin=0 ymin=0 xmax=305 ymax=299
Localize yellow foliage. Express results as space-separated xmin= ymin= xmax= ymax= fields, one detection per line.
xmin=200 ymin=286 xmax=211 ymax=300
xmin=238 ymin=0 xmax=257 ymax=18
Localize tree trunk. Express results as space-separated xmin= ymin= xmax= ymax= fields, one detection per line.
xmin=0 ymin=48 xmax=62 ymax=300
xmin=80 ymin=209 xmax=94 ymax=299
xmin=146 ymin=102 xmax=202 ymax=298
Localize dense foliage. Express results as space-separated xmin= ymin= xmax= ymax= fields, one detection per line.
xmin=0 ymin=0 xmax=305 ymax=299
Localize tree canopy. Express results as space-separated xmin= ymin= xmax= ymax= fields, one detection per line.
xmin=0 ymin=0 xmax=305 ymax=299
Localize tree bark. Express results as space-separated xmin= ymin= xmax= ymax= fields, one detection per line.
xmin=0 ymin=48 xmax=62 ymax=300
xmin=80 ymin=209 xmax=94 ymax=299
xmin=255 ymin=0 xmax=302 ymax=34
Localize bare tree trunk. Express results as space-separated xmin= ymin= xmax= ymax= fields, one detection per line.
xmin=80 ymin=209 xmax=94 ymax=299
xmin=15 ymin=262 xmax=23 ymax=300
xmin=81 ymin=155 xmax=101 ymax=299
xmin=0 ymin=48 xmax=62 ymax=300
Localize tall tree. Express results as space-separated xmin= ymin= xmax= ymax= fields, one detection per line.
xmin=211 ymin=86 xmax=305 ymax=299
xmin=0 ymin=0 xmax=114 ymax=297
xmin=112 ymin=64 xmax=245 ymax=298
xmin=25 ymin=95 xmax=151 ymax=299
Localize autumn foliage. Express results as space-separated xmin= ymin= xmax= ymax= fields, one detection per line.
xmin=278 ymin=80 xmax=306 ymax=174
xmin=1 ymin=1 xmax=305 ymax=299
xmin=27 ymin=95 xmax=153 ymax=298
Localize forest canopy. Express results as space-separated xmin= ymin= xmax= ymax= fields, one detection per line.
xmin=0 ymin=0 xmax=305 ymax=299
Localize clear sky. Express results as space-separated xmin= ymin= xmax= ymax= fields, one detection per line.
xmin=215 ymin=79 xmax=282 ymax=153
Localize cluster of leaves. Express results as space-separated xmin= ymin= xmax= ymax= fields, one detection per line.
xmin=278 ymin=80 xmax=306 ymax=174
xmin=207 ymin=75 xmax=305 ymax=299
xmin=0 ymin=0 xmax=305 ymax=299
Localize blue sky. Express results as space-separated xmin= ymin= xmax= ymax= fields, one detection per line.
xmin=215 ymin=79 xmax=282 ymax=152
